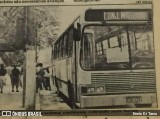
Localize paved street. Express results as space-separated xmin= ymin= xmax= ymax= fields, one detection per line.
xmin=0 ymin=93 xmax=24 ymax=110
xmin=39 ymin=90 xmax=71 ymax=110
xmin=0 ymin=80 xmax=24 ymax=110
xmin=0 ymin=75 xmax=70 ymax=110
xmin=37 ymin=81 xmax=71 ymax=110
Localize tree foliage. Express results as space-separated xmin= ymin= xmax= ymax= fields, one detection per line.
xmin=33 ymin=7 xmax=60 ymax=49
xmin=0 ymin=51 xmax=25 ymax=66
xmin=0 ymin=7 xmax=24 ymax=44
xmin=0 ymin=7 xmax=60 ymax=66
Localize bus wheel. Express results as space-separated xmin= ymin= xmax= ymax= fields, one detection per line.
xmin=68 ymin=80 xmax=76 ymax=109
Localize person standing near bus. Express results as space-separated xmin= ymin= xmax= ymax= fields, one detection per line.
xmin=44 ymin=68 xmax=51 ymax=91
xmin=0 ymin=64 xmax=7 ymax=93
xmin=36 ymin=63 xmax=45 ymax=93
xmin=11 ymin=65 xmax=20 ymax=92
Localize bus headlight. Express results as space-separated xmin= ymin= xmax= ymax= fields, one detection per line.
xmin=87 ymin=87 xmax=95 ymax=93
xmin=80 ymin=85 xmax=105 ymax=94
xmin=96 ymin=86 xmax=104 ymax=93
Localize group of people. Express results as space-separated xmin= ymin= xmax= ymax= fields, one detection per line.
xmin=0 ymin=63 xmax=51 ymax=93
xmin=0 ymin=64 xmax=21 ymax=93
xmin=36 ymin=63 xmax=51 ymax=93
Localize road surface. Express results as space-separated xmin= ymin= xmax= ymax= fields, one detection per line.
xmin=0 ymin=74 xmax=70 ymax=110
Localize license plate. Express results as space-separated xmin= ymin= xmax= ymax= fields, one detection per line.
xmin=126 ymin=96 xmax=142 ymax=103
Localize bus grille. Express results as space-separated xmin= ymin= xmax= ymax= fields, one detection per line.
xmin=91 ymin=71 xmax=156 ymax=94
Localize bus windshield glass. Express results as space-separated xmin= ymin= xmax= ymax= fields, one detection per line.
xmin=80 ymin=25 xmax=154 ymax=70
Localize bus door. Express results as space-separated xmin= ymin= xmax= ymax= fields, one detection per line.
xmin=81 ymin=32 xmax=95 ymax=70
xmin=66 ymin=26 xmax=78 ymax=107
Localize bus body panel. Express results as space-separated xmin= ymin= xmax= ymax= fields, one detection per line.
xmin=53 ymin=5 xmax=157 ymax=108
xmin=80 ymin=93 xmax=156 ymax=108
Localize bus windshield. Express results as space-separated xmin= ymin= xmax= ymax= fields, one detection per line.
xmin=80 ymin=25 xmax=154 ymax=70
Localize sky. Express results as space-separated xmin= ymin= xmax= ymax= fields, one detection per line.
xmin=57 ymin=6 xmax=87 ymax=36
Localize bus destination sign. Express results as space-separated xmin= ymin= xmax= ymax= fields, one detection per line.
xmin=104 ymin=11 xmax=149 ymax=21
xmin=85 ymin=10 xmax=151 ymax=21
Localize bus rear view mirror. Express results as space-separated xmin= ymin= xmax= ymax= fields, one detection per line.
xmin=73 ymin=28 xmax=81 ymax=41
xmin=73 ymin=23 xmax=81 ymax=41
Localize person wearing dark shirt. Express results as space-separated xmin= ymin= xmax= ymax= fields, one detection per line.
xmin=44 ymin=68 xmax=51 ymax=91
xmin=11 ymin=65 xmax=20 ymax=92
xmin=0 ymin=64 xmax=7 ymax=93
xmin=36 ymin=63 xmax=45 ymax=93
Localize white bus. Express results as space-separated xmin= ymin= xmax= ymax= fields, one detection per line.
xmin=52 ymin=4 xmax=157 ymax=109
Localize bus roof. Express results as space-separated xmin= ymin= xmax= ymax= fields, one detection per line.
xmin=53 ymin=16 xmax=80 ymax=44
xmin=53 ymin=4 xmax=152 ymax=44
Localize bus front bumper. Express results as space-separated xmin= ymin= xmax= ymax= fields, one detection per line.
xmin=80 ymin=93 xmax=157 ymax=108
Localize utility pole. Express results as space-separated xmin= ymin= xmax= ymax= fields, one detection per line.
xmin=23 ymin=6 xmax=36 ymax=110
xmin=22 ymin=6 xmax=27 ymax=108
xmin=35 ymin=10 xmax=38 ymax=63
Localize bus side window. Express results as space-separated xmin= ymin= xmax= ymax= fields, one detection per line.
xmin=63 ymin=32 xmax=68 ymax=57
xmin=60 ymin=36 xmax=64 ymax=58
xmin=57 ymin=40 xmax=60 ymax=58
xmin=54 ymin=44 xmax=57 ymax=59
xmin=68 ymin=28 xmax=74 ymax=57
